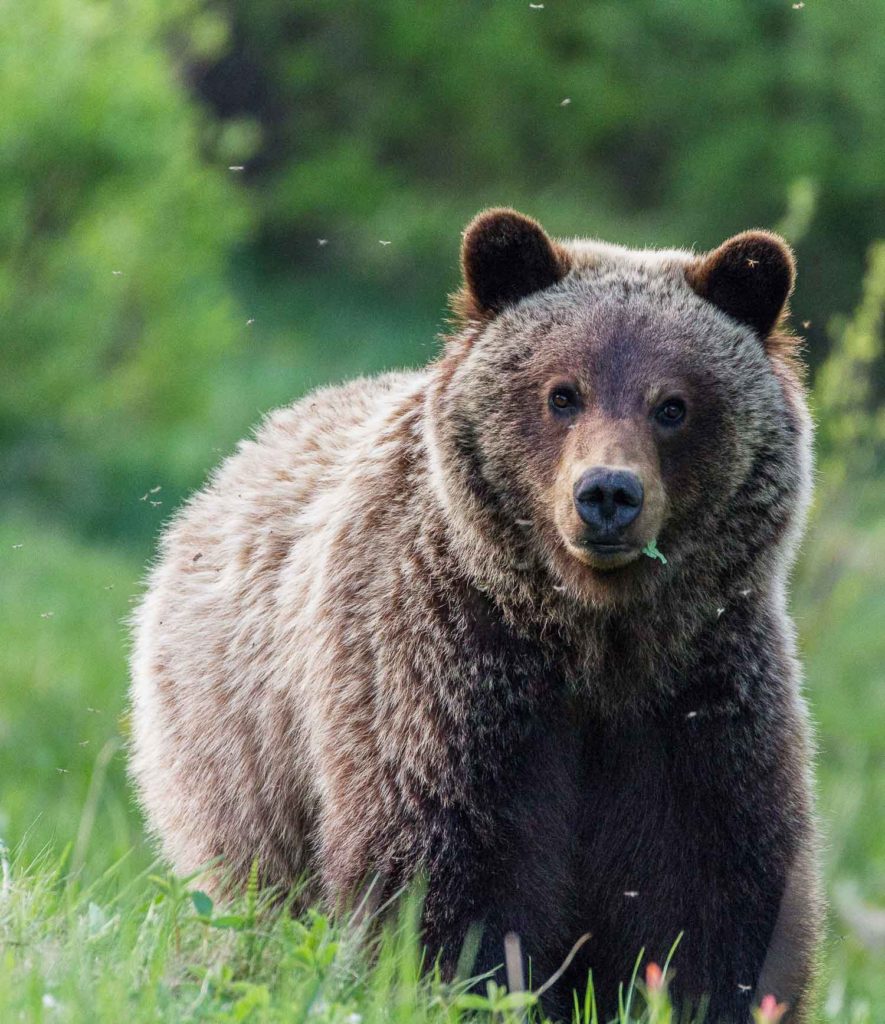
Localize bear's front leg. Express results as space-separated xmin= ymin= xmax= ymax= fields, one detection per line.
xmin=312 ymin=667 xmax=574 ymax=981
xmin=659 ymin=683 xmax=823 ymax=1023
xmin=752 ymin=839 xmax=822 ymax=1024
xmin=317 ymin=784 xmax=504 ymax=976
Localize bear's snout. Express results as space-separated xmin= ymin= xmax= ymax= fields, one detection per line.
xmin=573 ymin=467 xmax=644 ymax=542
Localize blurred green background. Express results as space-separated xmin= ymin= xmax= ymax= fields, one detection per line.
xmin=1 ymin=0 xmax=883 ymax=1017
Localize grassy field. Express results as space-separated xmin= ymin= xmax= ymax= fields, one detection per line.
xmin=1 ymin=386 xmax=883 ymax=1022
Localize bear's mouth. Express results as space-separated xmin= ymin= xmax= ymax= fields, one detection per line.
xmin=576 ymin=539 xmax=642 ymax=571
xmin=585 ymin=541 xmax=632 ymax=555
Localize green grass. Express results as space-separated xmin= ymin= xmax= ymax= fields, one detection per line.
xmin=0 ymin=478 xmax=883 ymax=1022
xmin=791 ymin=486 xmax=885 ymax=1020
xmin=0 ymin=520 xmax=147 ymax=879
xmin=0 ymin=855 xmax=694 ymax=1024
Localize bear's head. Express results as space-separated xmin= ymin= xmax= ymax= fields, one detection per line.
xmin=429 ymin=209 xmax=812 ymax=609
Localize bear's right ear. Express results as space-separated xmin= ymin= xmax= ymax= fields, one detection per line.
xmin=685 ymin=231 xmax=796 ymax=341
xmin=455 ymin=208 xmax=570 ymax=321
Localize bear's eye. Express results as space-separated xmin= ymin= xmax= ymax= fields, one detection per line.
xmin=655 ymin=397 xmax=687 ymax=427
xmin=548 ymin=386 xmax=580 ymax=416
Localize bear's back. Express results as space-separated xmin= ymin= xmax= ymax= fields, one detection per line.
xmin=128 ymin=369 xmax=426 ymax=881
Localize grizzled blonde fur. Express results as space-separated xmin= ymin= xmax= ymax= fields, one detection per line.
xmin=131 ymin=211 xmax=821 ymax=1022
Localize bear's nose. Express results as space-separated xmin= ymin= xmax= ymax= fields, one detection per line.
xmin=573 ymin=468 xmax=644 ymax=536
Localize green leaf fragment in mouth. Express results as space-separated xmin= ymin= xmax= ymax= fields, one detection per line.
xmin=641 ymin=539 xmax=668 ymax=564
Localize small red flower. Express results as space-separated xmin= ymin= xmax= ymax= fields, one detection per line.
xmin=645 ymin=962 xmax=664 ymax=991
xmin=755 ymin=993 xmax=788 ymax=1023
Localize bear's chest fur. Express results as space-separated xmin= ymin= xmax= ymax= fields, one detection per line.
xmin=472 ymin=692 xmax=788 ymax=1020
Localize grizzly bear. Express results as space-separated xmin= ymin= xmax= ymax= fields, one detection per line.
xmin=130 ymin=209 xmax=822 ymax=1022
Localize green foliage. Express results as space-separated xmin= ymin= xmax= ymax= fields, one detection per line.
xmin=790 ymin=260 xmax=885 ymax=1019
xmin=814 ymin=243 xmax=885 ymax=482
xmin=198 ymin=0 xmax=885 ymax=354
xmin=0 ymin=0 xmax=249 ymax=533
xmin=0 ymin=518 xmax=145 ymax=878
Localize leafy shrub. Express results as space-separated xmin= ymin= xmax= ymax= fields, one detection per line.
xmin=193 ymin=0 xmax=885 ymax=359
xmin=0 ymin=0 xmax=249 ymax=534
xmin=814 ymin=243 xmax=885 ymax=484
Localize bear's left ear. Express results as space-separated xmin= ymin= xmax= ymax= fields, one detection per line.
xmin=456 ymin=208 xmax=570 ymax=320
xmin=685 ymin=231 xmax=796 ymax=340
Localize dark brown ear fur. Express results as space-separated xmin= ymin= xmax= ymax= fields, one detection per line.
xmin=686 ymin=231 xmax=796 ymax=340
xmin=452 ymin=208 xmax=570 ymax=321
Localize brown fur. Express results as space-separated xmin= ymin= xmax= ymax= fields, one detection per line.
xmin=452 ymin=208 xmax=572 ymax=322
xmin=130 ymin=210 xmax=822 ymax=1022
xmin=684 ymin=230 xmax=797 ymax=344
